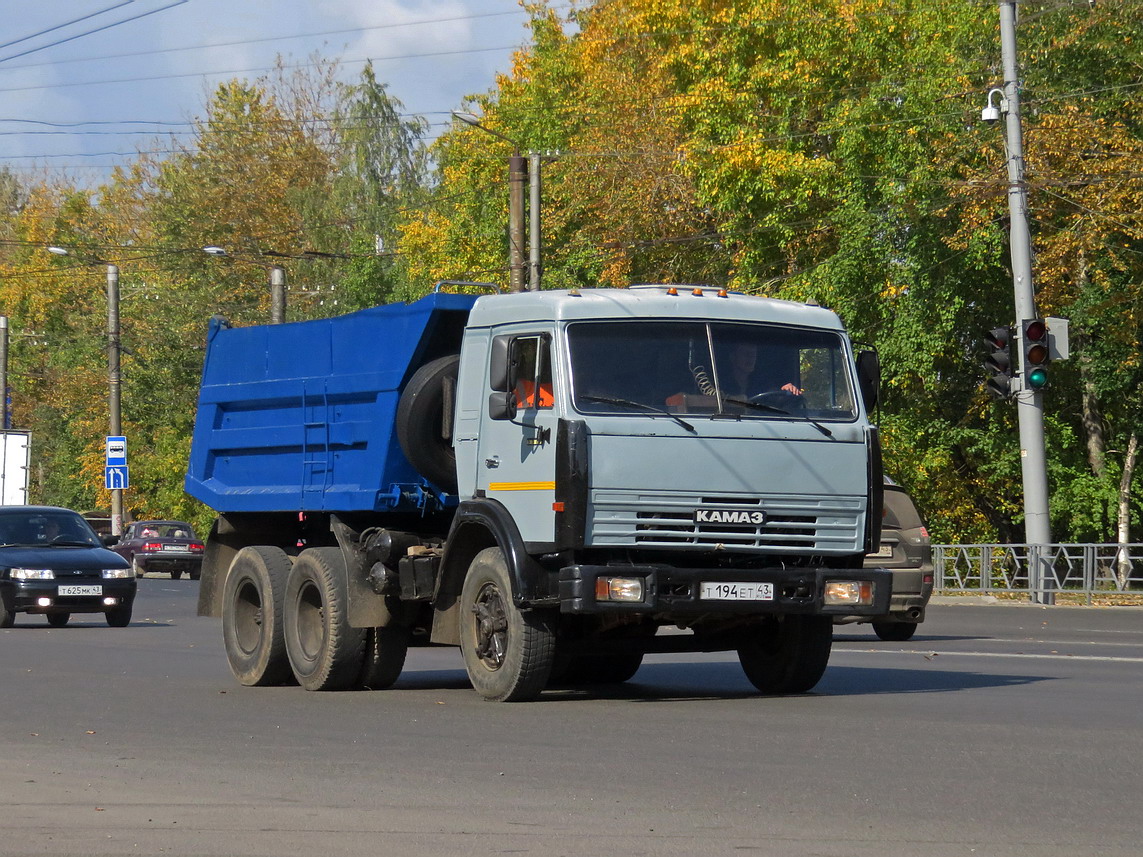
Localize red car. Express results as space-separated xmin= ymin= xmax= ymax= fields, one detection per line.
xmin=112 ymin=520 xmax=205 ymax=579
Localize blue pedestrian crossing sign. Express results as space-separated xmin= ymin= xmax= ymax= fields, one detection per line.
xmin=105 ymin=465 xmax=129 ymax=490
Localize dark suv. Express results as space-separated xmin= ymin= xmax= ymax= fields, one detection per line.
xmin=0 ymin=506 xmax=135 ymax=628
xmin=835 ymin=481 xmax=934 ymax=641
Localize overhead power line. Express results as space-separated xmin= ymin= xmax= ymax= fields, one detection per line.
xmin=0 ymin=1 xmax=189 ymax=65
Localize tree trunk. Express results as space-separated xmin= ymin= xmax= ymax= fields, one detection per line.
xmin=1115 ymin=432 xmax=1138 ymax=587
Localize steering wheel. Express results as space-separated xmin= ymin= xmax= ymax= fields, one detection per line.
xmin=749 ymin=390 xmax=806 ymax=410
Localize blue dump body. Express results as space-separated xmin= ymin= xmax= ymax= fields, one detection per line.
xmin=185 ymin=292 xmax=478 ymax=514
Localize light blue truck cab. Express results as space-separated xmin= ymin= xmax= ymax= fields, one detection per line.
xmin=189 ymin=285 xmax=891 ymax=701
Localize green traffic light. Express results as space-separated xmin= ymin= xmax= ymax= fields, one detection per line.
xmin=1027 ymin=367 xmax=1049 ymax=390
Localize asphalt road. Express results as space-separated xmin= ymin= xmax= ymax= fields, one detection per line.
xmin=2 ymin=582 xmax=1142 ymax=857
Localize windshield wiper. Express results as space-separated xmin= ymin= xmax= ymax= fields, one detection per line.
xmin=723 ymin=397 xmax=834 ymax=438
xmin=578 ymin=395 xmax=696 ymax=433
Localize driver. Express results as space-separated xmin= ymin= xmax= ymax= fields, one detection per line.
xmin=726 ymin=343 xmax=801 ymax=399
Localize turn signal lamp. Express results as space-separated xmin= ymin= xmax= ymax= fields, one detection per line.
xmin=595 ymin=577 xmax=645 ymax=602
xmin=823 ymin=580 xmax=874 ymax=606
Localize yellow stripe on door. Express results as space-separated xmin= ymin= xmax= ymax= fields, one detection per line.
xmin=488 ymin=481 xmax=556 ymax=491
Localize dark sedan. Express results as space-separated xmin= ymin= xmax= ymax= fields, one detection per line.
xmin=0 ymin=506 xmax=135 ymax=628
xmin=112 ymin=520 xmax=205 ymax=579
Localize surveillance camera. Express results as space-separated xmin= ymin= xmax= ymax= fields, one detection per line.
xmin=981 ymin=105 xmax=1001 ymax=124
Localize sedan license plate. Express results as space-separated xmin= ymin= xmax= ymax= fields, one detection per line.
xmin=161 ymin=545 xmax=187 ymax=552
xmin=58 ymin=584 xmax=102 ymax=597
xmin=700 ymin=582 xmax=774 ymax=601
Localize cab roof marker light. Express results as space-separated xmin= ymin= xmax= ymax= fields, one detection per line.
xmin=717 ymin=289 xmax=728 ymax=298
xmin=692 ymin=288 xmax=704 ymax=296
xmin=666 ymin=287 xmax=678 ymax=296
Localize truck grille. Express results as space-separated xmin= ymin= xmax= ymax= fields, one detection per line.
xmin=588 ymin=492 xmax=864 ymax=553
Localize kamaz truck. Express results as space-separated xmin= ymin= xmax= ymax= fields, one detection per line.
xmin=188 ymin=284 xmax=891 ymax=701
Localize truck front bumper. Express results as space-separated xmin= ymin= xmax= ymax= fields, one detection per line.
xmin=558 ymin=564 xmax=893 ymax=617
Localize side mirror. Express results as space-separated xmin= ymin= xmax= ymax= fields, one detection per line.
xmin=856 ymin=349 xmax=880 ymax=412
xmin=489 ymin=335 xmax=516 ymax=392
xmin=488 ymin=391 xmax=518 ymax=422
xmin=102 ymin=534 xmax=120 ymax=546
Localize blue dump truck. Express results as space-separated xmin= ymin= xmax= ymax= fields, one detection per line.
xmin=188 ymin=285 xmax=892 ymax=701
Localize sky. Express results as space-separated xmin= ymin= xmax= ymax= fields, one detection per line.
xmin=0 ymin=0 xmax=541 ymax=185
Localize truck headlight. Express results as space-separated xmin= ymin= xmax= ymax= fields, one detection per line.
xmin=102 ymin=568 xmax=132 ymax=579
xmin=11 ymin=568 xmax=55 ymax=580
xmin=823 ymin=580 xmax=874 ymax=606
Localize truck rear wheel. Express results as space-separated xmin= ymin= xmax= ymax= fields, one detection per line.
xmin=459 ymin=547 xmax=555 ymax=702
xmin=284 ymin=548 xmax=365 ymax=691
xmin=356 ymin=622 xmax=410 ymax=690
xmin=737 ymin=615 xmax=832 ymax=694
xmin=222 ymin=546 xmax=294 ymax=686
xmin=396 ymin=354 xmax=460 ymax=492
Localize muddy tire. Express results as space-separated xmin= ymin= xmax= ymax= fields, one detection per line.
xmin=737 ymin=615 xmax=832 ymax=694
xmin=222 ymin=546 xmax=293 ymax=686
xmin=284 ymin=548 xmax=365 ymax=691
xmin=356 ymin=622 xmax=410 ymax=690
xmin=459 ymin=547 xmax=555 ymax=702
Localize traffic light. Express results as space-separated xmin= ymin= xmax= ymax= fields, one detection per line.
xmin=1022 ymin=318 xmax=1050 ymax=390
xmin=984 ymin=326 xmax=1013 ymax=399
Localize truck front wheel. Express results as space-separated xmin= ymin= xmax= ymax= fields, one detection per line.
xmin=222 ymin=546 xmax=294 ymax=686
xmin=284 ymin=548 xmax=365 ymax=691
xmin=459 ymin=547 xmax=555 ymax=702
xmin=737 ymin=615 xmax=832 ymax=694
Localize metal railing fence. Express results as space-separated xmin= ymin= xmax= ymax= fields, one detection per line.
xmin=934 ymin=543 xmax=1143 ymax=603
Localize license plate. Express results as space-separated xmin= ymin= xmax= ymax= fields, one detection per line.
xmin=161 ymin=545 xmax=187 ymax=552
xmin=58 ymin=585 xmax=102 ymax=596
xmin=700 ymin=582 xmax=774 ymax=601
xmin=872 ymin=545 xmax=894 ymax=558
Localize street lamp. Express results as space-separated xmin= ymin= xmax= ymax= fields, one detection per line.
xmin=201 ymin=246 xmax=287 ymax=324
xmin=46 ymin=245 xmax=124 ymax=536
xmin=452 ymin=111 xmax=530 ymax=292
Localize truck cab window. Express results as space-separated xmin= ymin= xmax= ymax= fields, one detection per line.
xmin=569 ymin=321 xmax=857 ymax=420
xmin=512 ymin=336 xmax=553 ymax=410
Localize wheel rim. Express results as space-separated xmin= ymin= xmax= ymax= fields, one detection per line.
xmin=294 ymin=579 xmax=326 ymax=663
xmin=471 ymin=581 xmax=509 ymax=671
xmin=232 ymin=578 xmax=264 ymax=656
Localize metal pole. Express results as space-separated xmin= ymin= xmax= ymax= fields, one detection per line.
xmin=270 ymin=265 xmax=286 ymax=324
xmin=998 ymin=0 xmax=1052 ymax=603
xmin=509 ymin=153 xmax=527 ymax=293
xmin=0 ymin=316 xmax=8 ymax=430
xmin=528 ymin=152 xmax=542 ymax=291
xmin=107 ymin=264 xmax=124 ymax=537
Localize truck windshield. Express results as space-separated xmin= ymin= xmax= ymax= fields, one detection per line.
xmin=568 ymin=320 xmax=857 ymax=420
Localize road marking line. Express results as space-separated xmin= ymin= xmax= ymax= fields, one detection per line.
xmin=834 ymin=648 xmax=1143 ymax=664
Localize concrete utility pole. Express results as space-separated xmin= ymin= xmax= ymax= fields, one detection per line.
xmin=528 ymin=152 xmax=542 ymax=291
xmin=0 ymin=316 xmax=8 ymax=429
xmin=106 ymin=263 xmax=124 ymax=536
xmin=270 ymin=265 xmax=287 ymax=324
xmin=508 ymin=153 xmax=527 ymax=293
xmin=452 ymin=112 xmax=531 ymax=293
xmin=996 ymin=0 xmax=1053 ymax=602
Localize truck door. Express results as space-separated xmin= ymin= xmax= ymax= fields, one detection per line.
xmin=479 ymin=332 xmax=559 ymax=545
